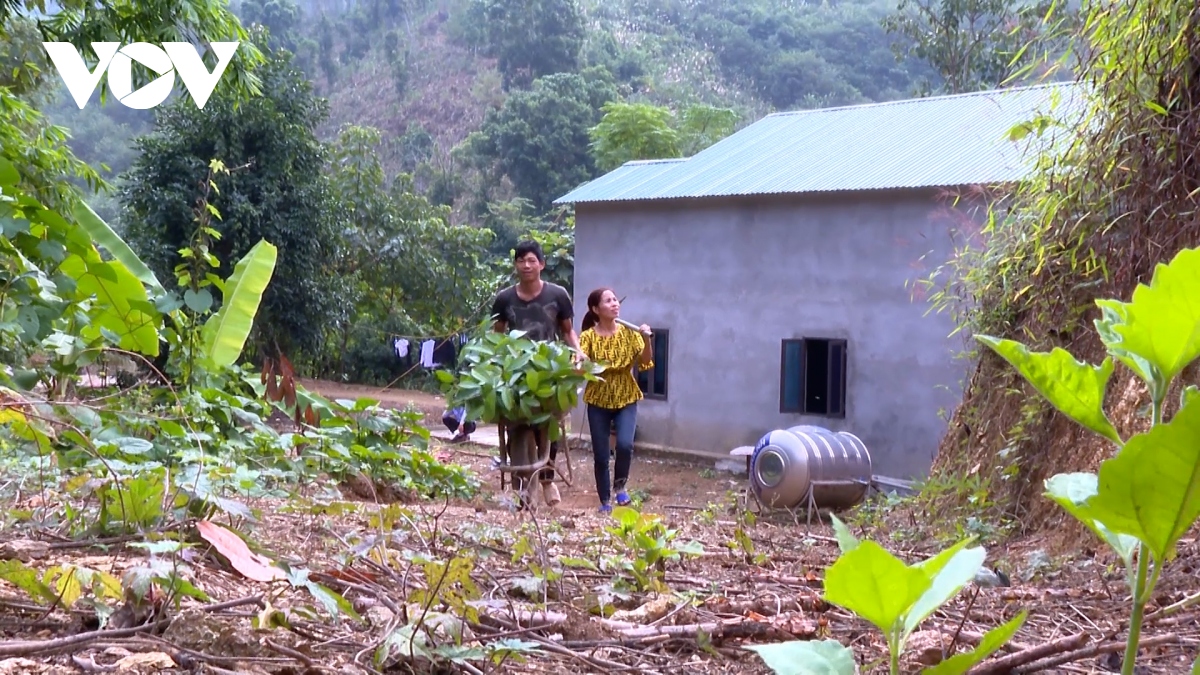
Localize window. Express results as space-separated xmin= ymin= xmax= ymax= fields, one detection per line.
xmin=780 ymin=338 xmax=847 ymax=416
xmin=636 ymin=329 xmax=669 ymax=400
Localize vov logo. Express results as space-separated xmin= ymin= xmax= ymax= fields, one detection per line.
xmin=42 ymin=42 xmax=241 ymax=110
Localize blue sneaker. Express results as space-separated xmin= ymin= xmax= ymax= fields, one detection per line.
xmin=615 ymin=490 xmax=631 ymax=506
xmin=599 ymin=503 xmax=612 ymax=514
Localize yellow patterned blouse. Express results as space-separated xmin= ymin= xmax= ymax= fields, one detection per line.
xmin=580 ymin=325 xmax=655 ymax=410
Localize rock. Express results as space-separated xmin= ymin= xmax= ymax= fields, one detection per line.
xmin=1023 ymin=549 xmax=1052 ymax=580
xmin=906 ymin=630 xmax=951 ymax=666
xmin=0 ymin=658 xmax=50 ymax=674
xmin=611 ymin=595 xmax=672 ymax=623
xmin=714 ymin=459 xmax=747 ymax=475
xmin=114 ymin=652 xmax=176 ymax=672
xmin=365 ymin=605 xmax=395 ymax=627
xmin=0 ymin=539 xmax=50 ymax=562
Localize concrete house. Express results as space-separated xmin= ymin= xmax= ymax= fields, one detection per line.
xmin=555 ymin=83 xmax=1080 ymax=480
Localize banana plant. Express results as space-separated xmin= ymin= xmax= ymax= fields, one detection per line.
xmin=73 ymin=196 xmax=277 ymax=382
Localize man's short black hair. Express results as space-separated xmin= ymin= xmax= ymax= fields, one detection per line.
xmin=513 ymin=240 xmax=544 ymax=262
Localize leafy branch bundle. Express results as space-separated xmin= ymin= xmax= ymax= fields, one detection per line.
xmin=435 ymin=329 xmax=603 ymax=434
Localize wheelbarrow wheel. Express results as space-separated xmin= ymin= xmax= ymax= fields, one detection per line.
xmin=508 ymin=425 xmax=539 ymax=507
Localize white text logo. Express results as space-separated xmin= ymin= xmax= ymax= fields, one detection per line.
xmin=42 ymin=42 xmax=240 ymax=110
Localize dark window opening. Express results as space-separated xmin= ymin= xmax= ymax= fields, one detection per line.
xmin=636 ymin=329 xmax=669 ymax=400
xmin=780 ymin=338 xmax=847 ymax=417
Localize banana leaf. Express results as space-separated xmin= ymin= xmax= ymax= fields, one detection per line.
xmin=200 ymin=239 xmax=277 ymax=370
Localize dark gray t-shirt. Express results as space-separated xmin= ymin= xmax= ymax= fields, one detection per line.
xmin=491 ymin=282 xmax=574 ymax=343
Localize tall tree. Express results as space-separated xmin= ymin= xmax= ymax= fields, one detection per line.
xmin=465 ymin=68 xmax=617 ymax=213
xmin=471 ymin=0 xmax=585 ymax=90
xmin=120 ymin=44 xmax=339 ymax=360
xmin=0 ymin=0 xmax=263 ymax=387
xmin=881 ymin=0 xmax=1075 ymax=94
xmin=588 ymin=102 xmax=681 ymax=172
xmin=589 ymin=101 xmax=740 ymax=171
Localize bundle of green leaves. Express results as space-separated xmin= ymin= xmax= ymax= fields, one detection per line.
xmin=435 ymin=329 xmax=603 ymax=433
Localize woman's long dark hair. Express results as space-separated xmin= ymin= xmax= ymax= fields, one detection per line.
xmin=581 ymin=287 xmax=614 ymax=332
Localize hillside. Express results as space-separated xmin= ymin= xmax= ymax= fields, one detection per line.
xmin=35 ymin=0 xmax=941 ymax=230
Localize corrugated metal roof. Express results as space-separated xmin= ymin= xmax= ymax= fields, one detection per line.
xmin=555 ymin=83 xmax=1084 ymax=205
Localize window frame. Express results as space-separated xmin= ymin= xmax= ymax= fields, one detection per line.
xmin=636 ymin=328 xmax=669 ymax=401
xmin=779 ymin=337 xmax=848 ymax=417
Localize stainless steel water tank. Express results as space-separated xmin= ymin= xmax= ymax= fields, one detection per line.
xmin=749 ymin=425 xmax=872 ymax=510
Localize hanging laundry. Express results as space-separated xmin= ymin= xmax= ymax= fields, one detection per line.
xmin=432 ymin=339 xmax=457 ymax=368
xmin=394 ymin=337 xmax=409 ymax=358
xmin=419 ymin=339 xmax=436 ymax=368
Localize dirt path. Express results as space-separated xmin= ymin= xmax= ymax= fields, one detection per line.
xmin=299 ymin=377 xmax=448 ymax=419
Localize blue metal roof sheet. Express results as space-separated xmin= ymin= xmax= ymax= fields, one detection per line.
xmin=555 ymin=83 xmax=1084 ymax=204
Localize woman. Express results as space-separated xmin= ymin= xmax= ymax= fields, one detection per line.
xmin=578 ymin=288 xmax=654 ymax=513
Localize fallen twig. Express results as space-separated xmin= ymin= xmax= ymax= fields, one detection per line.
xmin=201 ymin=595 xmax=264 ymax=613
xmin=526 ymin=634 xmax=662 ymax=673
xmin=970 ymin=632 xmax=1089 ymax=674
xmin=953 ymin=628 xmax=1029 ymax=653
xmin=1146 ymin=591 xmax=1200 ymax=623
xmin=264 ymin=639 xmax=315 ymax=667
xmin=702 ymin=594 xmax=827 ymax=615
xmin=1010 ymin=633 xmax=1178 ymax=674
xmin=479 ymin=609 xmax=567 ymax=628
xmin=599 ymin=616 xmax=807 ymax=643
xmin=746 ymin=573 xmax=823 ymax=589
xmin=0 ymin=620 xmax=171 ymax=657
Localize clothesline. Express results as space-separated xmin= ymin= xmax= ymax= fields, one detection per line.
xmin=376 ymin=289 xmax=503 ymax=391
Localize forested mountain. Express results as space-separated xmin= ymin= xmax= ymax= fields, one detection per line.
xmin=19 ymin=0 xmax=1068 ymax=383
xmin=37 ymin=0 xmax=947 ymax=225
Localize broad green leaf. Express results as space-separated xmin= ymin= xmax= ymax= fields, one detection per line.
xmin=0 ymin=157 xmax=18 ymax=185
xmin=72 ymin=201 xmax=164 ymax=296
xmin=1089 ymin=396 xmax=1200 ymax=561
xmin=906 ymin=541 xmax=985 ymax=635
xmin=184 ymin=288 xmax=213 ymax=313
xmin=746 ymin=640 xmax=857 ymax=675
xmin=975 ymin=336 xmax=1120 ymax=443
xmin=1095 ymin=301 xmax=1163 ymax=396
xmin=1044 ymin=473 xmax=1138 ymax=570
xmin=824 ymin=541 xmax=930 ymax=635
xmin=48 ymin=565 xmax=84 ymax=607
xmin=1184 ymin=386 xmax=1200 ymax=411
xmin=1096 ymin=247 xmax=1200 ymax=388
xmin=305 ymin=580 xmax=361 ymax=622
xmin=829 ymin=514 xmax=859 ymax=553
xmin=200 ymin=240 xmax=277 ymax=369
xmin=60 ymin=250 xmax=160 ymax=356
xmin=1191 ymin=654 xmax=1199 ymax=675
xmin=612 ymin=506 xmax=640 ymax=529
xmin=922 ymin=611 xmax=1027 ymax=675
xmin=168 ymin=577 xmax=210 ymax=601
xmin=0 ymin=560 xmax=57 ymax=605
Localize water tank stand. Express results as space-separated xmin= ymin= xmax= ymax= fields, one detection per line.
xmin=802 ymin=479 xmax=872 ymax=525
xmin=743 ymin=476 xmax=891 ymax=524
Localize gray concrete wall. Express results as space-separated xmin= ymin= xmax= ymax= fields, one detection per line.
xmin=569 ymin=189 xmax=980 ymax=480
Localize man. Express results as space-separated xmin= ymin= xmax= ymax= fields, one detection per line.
xmin=442 ymin=405 xmax=476 ymax=444
xmin=491 ymin=240 xmax=580 ymax=507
